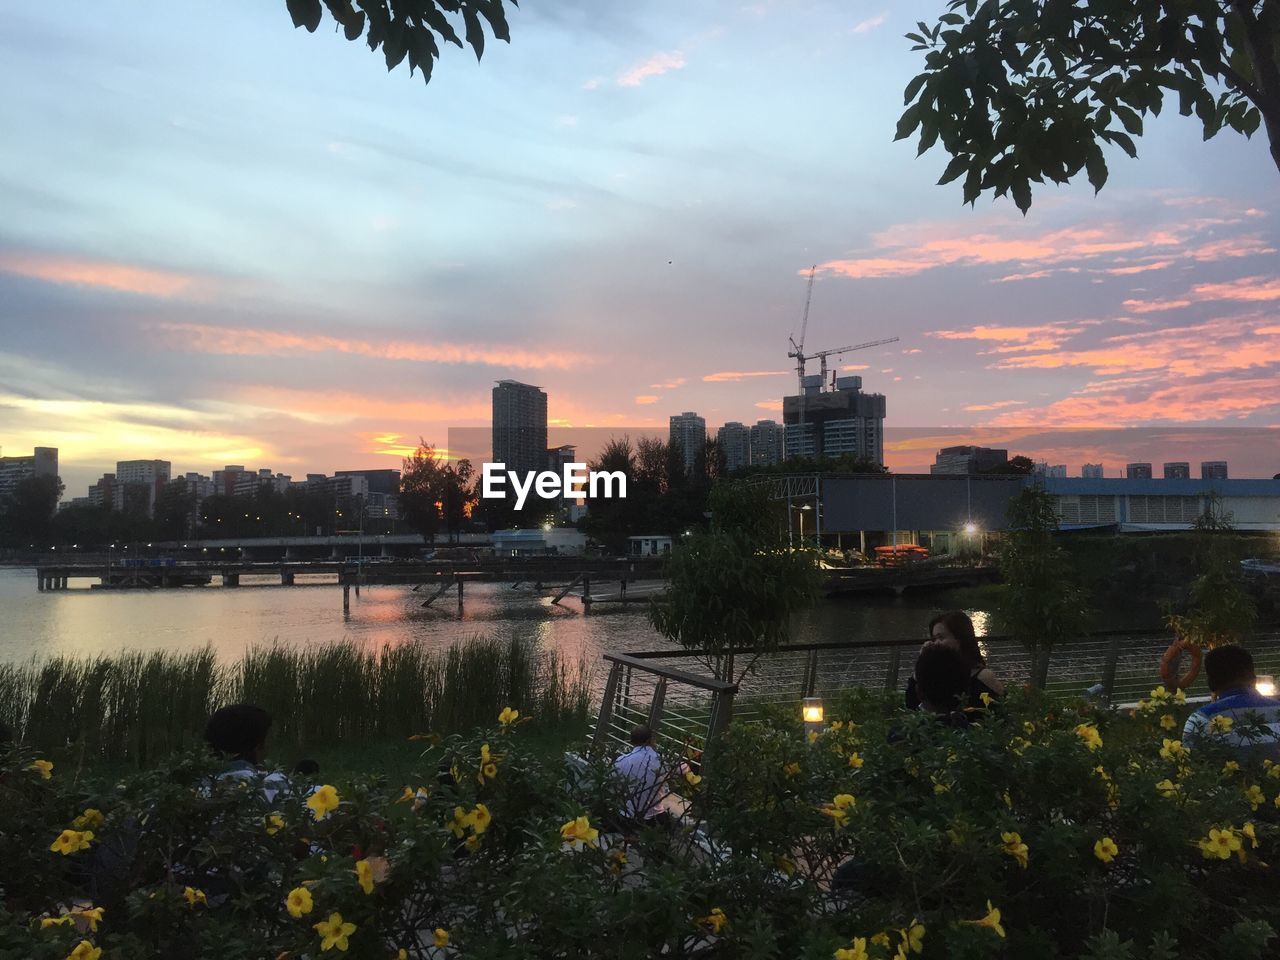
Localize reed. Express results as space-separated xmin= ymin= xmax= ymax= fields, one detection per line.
xmin=0 ymin=635 xmax=592 ymax=767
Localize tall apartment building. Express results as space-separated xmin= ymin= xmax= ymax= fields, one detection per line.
xmin=1201 ymin=461 xmax=1229 ymax=480
xmin=1081 ymin=463 xmax=1104 ymax=479
xmin=0 ymin=446 xmax=58 ymax=497
xmin=492 ymin=381 xmax=548 ymax=478
xmin=930 ymin=445 xmax=1009 ymax=475
xmin=336 ymin=468 xmax=402 ymax=519
xmin=213 ymin=465 xmax=248 ymax=497
xmin=1163 ymin=462 xmax=1191 ymax=480
xmin=116 ymin=459 xmax=171 ymax=517
xmin=716 ymin=422 xmax=750 ymax=473
xmin=749 ymin=420 xmax=785 ymax=467
xmin=669 ymin=412 xmax=707 ymax=474
xmin=88 ymin=473 xmax=117 ymax=509
xmin=782 ymin=375 xmax=886 ymax=465
xmin=1126 ymin=462 xmax=1154 ymax=480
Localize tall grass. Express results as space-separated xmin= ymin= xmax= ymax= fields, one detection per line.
xmin=0 ymin=636 xmax=592 ymax=767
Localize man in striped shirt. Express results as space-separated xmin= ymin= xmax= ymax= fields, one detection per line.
xmin=1182 ymin=646 xmax=1280 ymax=763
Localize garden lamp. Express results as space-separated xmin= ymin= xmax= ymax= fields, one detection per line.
xmin=802 ymin=697 xmax=824 ymax=738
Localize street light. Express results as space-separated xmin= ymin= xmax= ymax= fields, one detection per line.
xmin=802 ymin=697 xmax=825 ymax=739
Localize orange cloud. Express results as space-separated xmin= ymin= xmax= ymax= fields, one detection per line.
xmin=1121 ymin=297 xmax=1193 ymax=313
xmin=963 ymin=400 xmax=1026 ymax=412
xmin=0 ymin=251 xmax=200 ymax=297
xmin=635 ymin=395 xmax=660 ymax=404
xmin=754 ymin=399 xmax=783 ymax=411
xmin=702 ymin=370 xmax=788 ymax=382
xmin=153 ymin=322 xmax=591 ymax=370
xmin=618 ymin=50 xmax=685 ymax=86
xmin=649 ymin=378 xmax=686 ymax=388
xmin=1191 ymin=276 xmax=1280 ymax=302
xmin=233 ymin=385 xmax=491 ymax=423
xmin=992 ymin=376 xmax=1280 ymax=427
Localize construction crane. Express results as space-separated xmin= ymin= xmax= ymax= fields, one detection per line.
xmin=785 ymin=267 xmax=900 ymax=456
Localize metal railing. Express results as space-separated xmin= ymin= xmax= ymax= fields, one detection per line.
xmin=589 ymin=629 xmax=1280 ymax=760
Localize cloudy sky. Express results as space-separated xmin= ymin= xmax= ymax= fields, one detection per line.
xmin=2 ymin=1 xmax=1278 ymax=496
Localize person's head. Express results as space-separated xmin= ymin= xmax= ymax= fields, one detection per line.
xmin=1204 ymin=645 xmax=1256 ymax=696
xmin=204 ymin=704 xmax=272 ymax=763
xmin=914 ymin=644 xmax=970 ymax=714
xmin=928 ymin=611 xmax=984 ymax=667
xmin=630 ymin=724 xmax=655 ymax=747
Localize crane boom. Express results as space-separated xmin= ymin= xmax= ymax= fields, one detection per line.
xmin=815 ymin=336 xmax=900 ymax=387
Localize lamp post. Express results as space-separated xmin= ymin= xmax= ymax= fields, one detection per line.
xmin=802 ymin=696 xmax=825 ymax=740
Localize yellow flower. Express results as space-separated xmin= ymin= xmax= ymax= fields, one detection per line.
xmin=356 ymin=858 xmax=375 ymax=895
xmin=1243 ymin=784 xmax=1265 ymax=811
xmin=397 ymin=950 xmax=408 ymax=960
xmin=900 ymin=918 xmax=925 ymax=953
xmin=835 ymin=937 xmax=869 ymax=960
xmin=41 ymin=916 xmax=75 ymax=928
xmin=498 ymin=706 xmax=520 ymax=725
xmin=66 ymin=942 xmax=101 ymax=960
xmin=610 ymin=848 xmax=630 ymax=875
xmin=265 ymin=814 xmax=285 ymax=835
xmin=1074 ymin=723 xmax=1102 ymax=751
xmin=847 ymin=752 xmax=864 ymax=769
xmin=807 ymin=730 xmax=819 ymax=744
xmin=1159 ymin=714 xmax=1176 ymax=731
xmin=71 ymin=809 xmax=104 ymax=831
xmin=820 ymin=795 xmax=855 ymax=828
xmin=477 ymin=743 xmax=503 ymax=784
xmin=960 ymin=901 xmax=1005 ymax=938
xmin=433 ymin=928 xmax=449 ymax=948
xmin=396 ymin=786 xmax=415 ymax=803
xmin=1241 ymin=822 xmax=1258 ymax=848
xmin=1007 ymin=737 xmax=1031 ymax=756
xmin=1223 ymin=761 xmax=1241 ymax=777
xmin=30 ymin=759 xmax=54 ymax=780
xmin=931 ymin=775 xmax=952 ymax=795
xmin=1150 ymin=685 xmax=1171 ymax=704
xmin=1023 ymin=721 xmax=1036 ymax=735
xmin=1200 ymin=827 xmax=1241 ymax=860
xmin=685 ymin=770 xmax=702 ymax=787
xmin=184 ymin=886 xmax=208 ymax=908
xmin=306 ymin=785 xmax=341 ymax=821
xmin=698 ymin=907 xmax=728 ymax=935
xmin=467 ymin=803 xmax=492 ymax=835
xmin=70 ymin=906 xmax=104 ymax=931
xmin=783 ymin=761 xmax=801 ymax=777
xmin=979 ymin=692 xmax=994 ymax=707
xmin=313 ymin=912 xmax=357 ymax=952
xmin=1000 ymin=831 xmax=1029 ymax=869
xmin=287 ymin=886 xmax=314 ymax=918
xmin=463 ymin=833 xmax=481 ymax=853
xmin=1093 ymin=837 xmax=1118 ymax=864
xmin=1174 ymin=688 xmax=1187 ymax=703
xmin=1209 ymin=715 xmax=1235 ymax=734
xmin=871 ymin=931 xmax=891 ymax=947
xmin=447 ymin=806 xmax=470 ymax=838
xmin=1001 ymin=791 xmax=1013 ymax=809
xmin=1155 ymin=779 xmax=1182 ymax=799
xmin=560 ymin=814 xmax=599 ymax=851
xmin=50 ymin=829 xmax=94 ymax=856
xmin=1159 ymin=739 xmax=1187 ymax=761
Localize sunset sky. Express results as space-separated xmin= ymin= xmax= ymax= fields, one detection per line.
xmin=2 ymin=1 xmax=1278 ymax=497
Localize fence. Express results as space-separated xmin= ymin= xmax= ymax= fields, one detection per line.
xmin=589 ymin=629 xmax=1280 ymax=762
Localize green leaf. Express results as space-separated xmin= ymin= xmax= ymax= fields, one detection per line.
xmin=287 ymin=0 xmax=323 ymax=31
xmin=937 ymin=154 xmax=969 ymax=185
xmin=940 ymin=12 xmax=965 ymax=25
xmin=463 ymin=7 xmax=485 ymax=60
xmin=916 ymin=120 xmax=939 ymax=155
xmin=478 ymin=0 xmax=512 ymax=43
xmin=894 ymin=104 xmax=922 ymax=141
xmin=903 ymin=73 xmax=929 ymax=105
xmin=962 ymin=166 xmax=982 ymax=205
xmin=1011 ymin=176 xmax=1031 ymax=214
xmin=1084 ymin=146 xmax=1108 ymax=194
xmin=1113 ymin=104 xmax=1143 ymax=136
xmin=1107 ymin=130 xmax=1138 ymax=158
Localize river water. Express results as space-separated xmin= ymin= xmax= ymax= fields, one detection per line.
xmin=0 ymin=566 xmax=1008 ymax=667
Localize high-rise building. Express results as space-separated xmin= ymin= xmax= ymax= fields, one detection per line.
xmin=213 ymin=465 xmax=248 ymax=497
xmin=716 ymin=422 xmax=750 ymax=473
xmin=546 ymin=445 xmax=577 ymax=472
xmin=931 ymin=445 xmax=1008 ymax=475
xmin=116 ymin=459 xmax=171 ymax=517
xmin=1081 ymin=463 xmax=1104 ymax=479
xmin=1163 ymin=462 xmax=1191 ymax=480
xmin=336 ymin=468 xmax=402 ymax=519
xmin=782 ymin=375 xmax=885 ymax=465
xmin=492 ymin=381 xmax=548 ymax=479
xmin=669 ymin=412 xmax=707 ymax=474
xmin=1126 ymin=463 xmax=1153 ymax=480
xmin=88 ymin=473 xmax=117 ymax=508
xmin=749 ymin=420 xmax=785 ymax=467
xmin=0 ymin=446 xmax=58 ymax=497
xmin=1201 ymin=461 xmax=1229 ymax=480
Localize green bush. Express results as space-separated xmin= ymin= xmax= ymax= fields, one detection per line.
xmin=1 ymin=691 xmax=1276 ymax=959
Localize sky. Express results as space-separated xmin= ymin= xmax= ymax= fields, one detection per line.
xmin=1 ymin=0 xmax=1278 ymax=497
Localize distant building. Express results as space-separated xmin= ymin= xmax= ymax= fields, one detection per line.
xmin=1201 ymin=461 xmax=1229 ymax=480
xmin=930 ymin=445 xmax=1009 ymax=475
xmin=1033 ymin=461 xmax=1067 ymax=478
xmin=0 ymin=446 xmax=58 ymax=497
xmin=116 ymin=459 xmax=171 ymax=517
xmin=88 ymin=473 xmax=117 ymax=509
xmin=1126 ymin=463 xmax=1153 ymax=480
xmin=336 ymin=468 xmax=402 ymax=519
xmin=1163 ymin=462 xmax=1191 ymax=480
xmin=546 ymin=445 xmax=577 ymax=472
xmin=716 ymin=422 xmax=750 ymax=473
xmin=669 ymin=412 xmax=707 ymax=474
xmin=213 ymin=465 xmax=248 ymax=497
xmin=629 ymin=534 xmax=673 ymax=558
xmin=492 ymin=380 xmax=548 ymax=480
xmin=782 ymin=375 xmax=885 ymax=465
xmin=1081 ymin=463 xmax=1104 ymax=479
xmin=749 ymin=420 xmax=785 ymax=467
xmin=491 ymin=527 xmax=586 ymax=557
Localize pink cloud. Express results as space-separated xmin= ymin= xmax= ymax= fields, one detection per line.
xmin=618 ymin=51 xmax=686 ymax=87
xmin=634 ymin=395 xmax=660 ymax=405
xmin=851 ymin=12 xmax=887 ymax=33
xmin=153 ymin=322 xmax=591 ymax=370
xmin=702 ymin=370 xmax=788 ymax=382
xmin=754 ymin=399 xmax=783 ymax=412
xmin=0 ymin=251 xmax=200 ymax=297
xmin=963 ymin=400 xmax=1027 ymax=412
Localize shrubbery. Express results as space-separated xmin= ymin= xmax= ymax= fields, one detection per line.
xmin=2 ymin=690 xmax=1277 ymax=959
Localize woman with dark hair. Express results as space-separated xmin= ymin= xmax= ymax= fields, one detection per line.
xmin=904 ymin=610 xmax=1004 ymax=710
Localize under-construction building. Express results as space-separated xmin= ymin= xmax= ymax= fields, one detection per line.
xmin=782 ymin=375 xmax=886 ymax=466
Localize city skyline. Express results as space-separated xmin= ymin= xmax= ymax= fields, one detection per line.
xmin=2 ymin=2 xmax=1278 ymax=496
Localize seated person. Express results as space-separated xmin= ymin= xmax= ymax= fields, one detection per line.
xmin=1182 ymin=645 xmax=1280 ymax=762
xmin=912 ymin=644 xmax=975 ymax=727
xmin=611 ymin=724 xmax=673 ymax=830
xmin=204 ymin=704 xmax=289 ymax=803
xmin=905 ymin=611 xmax=1003 ymax=711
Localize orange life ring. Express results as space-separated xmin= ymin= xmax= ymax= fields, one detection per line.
xmin=1159 ymin=639 xmax=1203 ymax=690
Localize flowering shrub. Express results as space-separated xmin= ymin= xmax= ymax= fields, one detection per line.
xmin=1 ymin=690 xmax=1277 ymax=959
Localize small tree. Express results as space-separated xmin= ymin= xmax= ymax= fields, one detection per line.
xmin=1166 ymin=495 xmax=1258 ymax=650
xmin=997 ymin=484 xmax=1091 ymax=686
xmin=399 ymin=439 xmax=448 ymax=545
xmin=649 ymin=481 xmax=823 ymax=682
